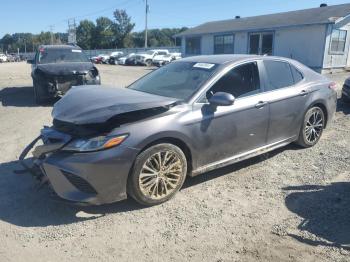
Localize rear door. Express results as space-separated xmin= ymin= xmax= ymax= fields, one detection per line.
xmin=261 ymin=60 xmax=307 ymax=143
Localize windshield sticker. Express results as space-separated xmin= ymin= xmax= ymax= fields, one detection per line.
xmin=193 ymin=63 xmax=215 ymax=69
xmin=72 ymin=49 xmax=82 ymax=53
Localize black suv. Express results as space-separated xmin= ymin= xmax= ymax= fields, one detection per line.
xmin=28 ymin=45 xmax=101 ymax=104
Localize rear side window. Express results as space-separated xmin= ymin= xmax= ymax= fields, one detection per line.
xmin=263 ymin=60 xmax=294 ymax=91
xmin=290 ymin=65 xmax=304 ymax=84
xmin=208 ymin=62 xmax=260 ymax=99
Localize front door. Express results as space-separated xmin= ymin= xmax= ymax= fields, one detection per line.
xmin=249 ymin=32 xmax=274 ymax=55
xmin=190 ymin=61 xmax=270 ymax=167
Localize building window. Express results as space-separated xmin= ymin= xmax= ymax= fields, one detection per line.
xmin=186 ymin=37 xmax=201 ymax=55
xmin=330 ymin=29 xmax=347 ymax=54
xmin=214 ymin=35 xmax=234 ymax=54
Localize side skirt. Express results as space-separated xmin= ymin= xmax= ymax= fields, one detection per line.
xmin=191 ymin=137 xmax=296 ymax=177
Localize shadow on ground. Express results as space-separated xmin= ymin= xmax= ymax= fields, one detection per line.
xmin=284 ymin=183 xmax=350 ymax=250
xmin=0 ymin=86 xmax=57 ymax=107
xmin=0 ymin=144 xmax=299 ymax=228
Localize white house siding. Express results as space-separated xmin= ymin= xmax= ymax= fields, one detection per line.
xmin=273 ymin=25 xmax=327 ymax=69
xmin=182 ymin=25 xmax=327 ymax=70
xmin=323 ymin=22 xmax=350 ymax=69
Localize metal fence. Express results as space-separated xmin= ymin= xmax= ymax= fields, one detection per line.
xmin=83 ymin=46 xmax=181 ymax=58
xmin=20 ymin=46 xmax=182 ymax=60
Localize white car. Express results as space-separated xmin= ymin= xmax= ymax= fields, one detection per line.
xmin=118 ymin=53 xmax=136 ymax=65
xmin=0 ymin=53 xmax=8 ymax=63
xmin=152 ymin=53 xmax=182 ymax=66
xmin=135 ymin=49 xmax=169 ymax=66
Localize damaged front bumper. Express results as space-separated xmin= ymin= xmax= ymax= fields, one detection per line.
xmin=20 ymin=127 xmax=138 ymax=205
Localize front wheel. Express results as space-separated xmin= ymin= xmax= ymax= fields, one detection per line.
xmin=296 ymin=106 xmax=325 ymax=148
xmin=33 ymin=80 xmax=49 ymax=104
xmin=128 ymin=144 xmax=187 ymax=206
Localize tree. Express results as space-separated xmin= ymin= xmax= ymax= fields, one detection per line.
xmin=77 ymin=20 xmax=96 ymax=49
xmin=94 ymin=17 xmax=115 ymax=49
xmin=0 ymin=34 xmax=14 ymax=52
xmin=113 ymin=9 xmax=135 ymax=48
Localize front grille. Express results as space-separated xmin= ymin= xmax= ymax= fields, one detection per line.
xmin=61 ymin=170 xmax=97 ymax=194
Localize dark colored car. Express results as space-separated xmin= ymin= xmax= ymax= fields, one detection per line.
xmin=28 ymin=45 xmax=101 ymax=104
xmin=22 ymin=55 xmax=337 ymax=206
xmin=342 ymin=77 xmax=350 ymax=102
xmin=125 ymin=55 xmax=138 ymax=65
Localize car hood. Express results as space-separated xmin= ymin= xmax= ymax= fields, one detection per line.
xmin=52 ymin=85 xmax=178 ymax=125
xmin=37 ymin=62 xmax=94 ymax=76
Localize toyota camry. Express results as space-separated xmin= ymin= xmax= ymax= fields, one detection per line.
xmin=21 ymin=55 xmax=337 ymax=206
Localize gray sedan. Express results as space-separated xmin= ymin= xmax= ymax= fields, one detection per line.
xmin=22 ymin=55 xmax=337 ymax=206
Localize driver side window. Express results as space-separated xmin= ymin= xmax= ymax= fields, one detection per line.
xmin=204 ymin=62 xmax=261 ymax=102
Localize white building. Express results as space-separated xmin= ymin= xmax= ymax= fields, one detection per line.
xmin=176 ymin=3 xmax=350 ymax=72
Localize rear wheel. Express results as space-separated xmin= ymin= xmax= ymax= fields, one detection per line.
xmin=296 ymin=106 xmax=325 ymax=148
xmin=33 ymin=80 xmax=48 ymax=104
xmin=128 ymin=143 xmax=187 ymax=206
xmin=145 ymin=59 xmax=152 ymax=67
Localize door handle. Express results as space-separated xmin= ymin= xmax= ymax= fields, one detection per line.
xmin=299 ymin=90 xmax=309 ymax=96
xmin=255 ymin=101 xmax=268 ymax=109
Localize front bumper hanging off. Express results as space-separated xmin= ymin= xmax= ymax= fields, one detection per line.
xmin=19 ymin=127 xmax=138 ymax=205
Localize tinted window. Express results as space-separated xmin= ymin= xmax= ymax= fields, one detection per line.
xmin=263 ymin=60 xmax=294 ymax=91
xmin=38 ymin=49 xmax=89 ymax=64
xmin=214 ymin=35 xmax=234 ymax=54
xmin=128 ymin=61 xmax=218 ymax=100
xmin=208 ymin=62 xmax=260 ymax=99
xmin=290 ymin=65 xmax=303 ymax=83
xmin=186 ymin=37 xmax=201 ymax=55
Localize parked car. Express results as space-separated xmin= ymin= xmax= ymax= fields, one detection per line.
xmin=108 ymin=51 xmax=124 ymax=65
xmin=9 ymin=53 xmax=21 ymax=62
xmin=118 ymin=53 xmax=136 ymax=65
xmin=28 ymin=45 xmax=101 ymax=104
xmin=135 ymin=49 xmax=169 ymax=66
xmin=21 ymin=55 xmax=337 ymax=206
xmin=342 ymin=77 xmax=350 ymax=102
xmin=0 ymin=53 xmax=8 ymax=62
xmin=125 ymin=54 xmax=138 ymax=65
xmin=152 ymin=53 xmax=182 ymax=67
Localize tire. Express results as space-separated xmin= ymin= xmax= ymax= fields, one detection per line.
xmin=33 ymin=80 xmax=49 ymax=104
xmin=296 ymin=106 xmax=325 ymax=148
xmin=128 ymin=143 xmax=187 ymax=206
xmin=145 ymin=60 xmax=152 ymax=67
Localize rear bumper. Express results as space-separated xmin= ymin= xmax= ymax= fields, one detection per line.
xmin=21 ymin=128 xmax=139 ymax=205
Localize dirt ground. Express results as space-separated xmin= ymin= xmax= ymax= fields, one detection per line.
xmin=0 ymin=62 xmax=349 ymax=262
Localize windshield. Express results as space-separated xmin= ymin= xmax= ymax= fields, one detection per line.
xmin=128 ymin=61 xmax=219 ymax=100
xmin=38 ymin=49 xmax=89 ymax=64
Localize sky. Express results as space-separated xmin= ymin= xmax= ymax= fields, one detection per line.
xmin=0 ymin=0 xmax=349 ymax=38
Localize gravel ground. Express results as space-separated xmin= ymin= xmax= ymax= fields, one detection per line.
xmin=0 ymin=62 xmax=349 ymax=262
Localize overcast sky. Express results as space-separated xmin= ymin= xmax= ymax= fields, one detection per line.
xmin=0 ymin=0 xmax=348 ymax=37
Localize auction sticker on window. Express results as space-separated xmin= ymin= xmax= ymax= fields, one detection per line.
xmin=193 ymin=63 xmax=215 ymax=69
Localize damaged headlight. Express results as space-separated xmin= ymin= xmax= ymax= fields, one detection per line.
xmin=63 ymin=134 xmax=128 ymax=152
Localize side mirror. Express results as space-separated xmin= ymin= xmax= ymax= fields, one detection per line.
xmin=208 ymin=92 xmax=235 ymax=107
xmin=27 ymin=59 xmax=34 ymax=64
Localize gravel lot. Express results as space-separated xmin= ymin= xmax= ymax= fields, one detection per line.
xmin=0 ymin=62 xmax=349 ymax=262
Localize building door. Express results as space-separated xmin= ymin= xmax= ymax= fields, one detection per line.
xmin=249 ymin=32 xmax=274 ymax=55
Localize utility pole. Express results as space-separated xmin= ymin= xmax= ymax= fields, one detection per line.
xmin=68 ymin=19 xmax=77 ymax=45
xmin=144 ymin=0 xmax=149 ymax=48
xmin=49 ymin=25 xmax=54 ymax=45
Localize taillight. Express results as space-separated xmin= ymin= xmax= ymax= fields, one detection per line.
xmin=329 ymin=82 xmax=337 ymax=90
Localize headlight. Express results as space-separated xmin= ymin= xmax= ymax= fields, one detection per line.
xmin=63 ymin=134 xmax=128 ymax=152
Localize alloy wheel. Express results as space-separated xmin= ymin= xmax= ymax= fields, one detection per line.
xmin=304 ymin=108 xmax=324 ymax=144
xmin=139 ymin=150 xmax=183 ymax=200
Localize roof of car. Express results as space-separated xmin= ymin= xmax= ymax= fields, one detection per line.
xmin=179 ymin=54 xmax=262 ymax=64
xmin=176 ymin=3 xmax=350 ymax=37
xmin=39 ymin=45 xmax=82 ymax=50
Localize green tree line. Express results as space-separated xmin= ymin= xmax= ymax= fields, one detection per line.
xmin=0 ymin=9 xmax=186 ymax=53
